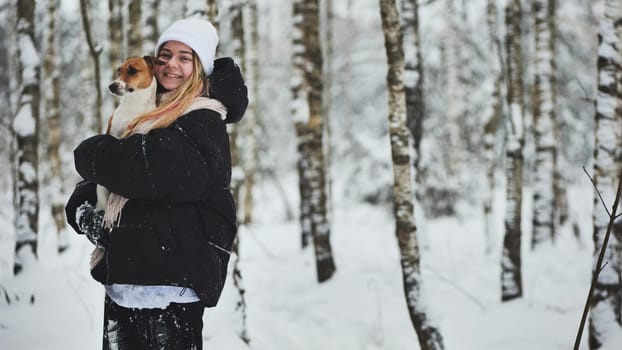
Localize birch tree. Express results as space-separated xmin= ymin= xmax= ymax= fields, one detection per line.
xmin=81 ymin=0 xmax=103 ymax=133
xmin=500 ymin=0 xmax=525 ymax=302
xmin=229 ymin=0 xmax=245 ymax=206
xmin=400 ymin=0 xmax=424 ymax=177
xmin=142 ymin=0 xmax=159 ymax=52
xmin=108 ymin=0 xmax=123 ymax=77
xmin=43 ymin=0 xmax=68 ymax=253
xmin=128 ymin=0 xmax=143 ymax=57
xmin=321 ymin=0 xmax=334 ymax=222
xmin=303 ymin=0 xmax=335 ymax=282
xmin=228 ymin=0 xmax=250 ymax=343
xmin=549 ymin=0 xmax=568 ymax=233
xmin=589 ymin=0 xmax=622 ymax=347
xmin=1 ymin=2 xmax=16 ymax=229
xmin=531 ymin=0 xmax=557 ymax=249
xmin=13 ymin=0 xmax=40 ymax=275
xmin=242 ymin=0 xmax=259 ymax=225
xmin=292 ymin=0 xmax=312 ymax=248
xmin=482 ymin=0 xmax=504 ymax=255
xmin=292 ymin=0 xmax=336 ymax=281
xmin=0 ymin=10 xmax=12 ymax=131
xmin=378 ymin=0 xmax=444 ymax=348
xmin=421 ymin=0 xmax=466 ymax=217
xmin=186 ymin=0 xmax=219 ymax=28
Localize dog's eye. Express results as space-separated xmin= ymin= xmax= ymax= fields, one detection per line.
xmin=128 ymin=67 xmax=138 ymax=75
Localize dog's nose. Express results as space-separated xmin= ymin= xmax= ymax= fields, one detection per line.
xmin=109 ymin=82 xmax=124 ymax=95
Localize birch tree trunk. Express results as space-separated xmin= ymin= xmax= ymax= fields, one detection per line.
xmin=321 ymin=0 xmax=334 ymax=224
xmin=0 ymin=8 xmax=16 ymax=250
xmin=142 ymin=0 xmax=159 ymax=53
xmin=531 ymin=0 xmax=556 ymax=249
xmin=482 ymin=0 xmax=504 ymax=255
xmin=186 ymin=0 xmax=219 ymax=28
xmin=378 ymin=0 xmax=444 ymax=348
xmin=400 ymin=0 xmax=424 ymax=178
xmin=81 ymin=0 xmax=103 ymax=134
xmin=13 ymin=0 xmax=40 ymax=275
xmin=231 ymin=235 xmax=250 ymax=344
xmin=420 ymin=0 xmax=463 ymax=218
xmin=228 ymin=0 xmax=250 ymax=343
xmin=589 ymin=1 xmax=622 ymax=347
xmin=127 ymin=0 xmax=143 ymax=57
xmin=207 ymin=0 xmax=219 ymax=27
xmin=549 ymin=0 xmax=568 ymax=232
xmin=292 ymin=0 xmax=312 ymax=249
xmin=303 ymin=0 xmax=335 ymax=283
xmin=229 ymin=0 xmax=245 ymax=211
xmin=501 ymin=0 xmax=525 ymax=302
xmin=242 ymin=0 xmax=259 ymax=225
xmin=43 ymin=0 xmax=68 ymax=253
xmin=108 ymin=0 xmax=123 ymax=76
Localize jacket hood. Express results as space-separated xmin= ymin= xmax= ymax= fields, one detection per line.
xmin=209 ymin=57 xmax=249 ymax=124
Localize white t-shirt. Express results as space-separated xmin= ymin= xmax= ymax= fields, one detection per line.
xmin=105 ymin=284 xmax=200 ymax=309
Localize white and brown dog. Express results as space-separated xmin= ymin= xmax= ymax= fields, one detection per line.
xmin=96 ymin=55 xmax=157 ymax=210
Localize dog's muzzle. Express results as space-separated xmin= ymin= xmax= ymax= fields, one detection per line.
xmin=109 ymin=81 xmax=130 ymax=96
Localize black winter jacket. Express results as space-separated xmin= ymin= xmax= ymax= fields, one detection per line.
xmin=66 ymin=57 xmax=248 ymax=307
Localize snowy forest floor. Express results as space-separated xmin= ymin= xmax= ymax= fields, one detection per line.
xmin=0 ymin=180 xmax=617 ymax=349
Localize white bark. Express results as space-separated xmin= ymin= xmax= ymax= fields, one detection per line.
xmin=531 ymin=0 xmax=557 ymax=249
xmin=589 ymin=0 xmax=622 ymax=347
xmin=379 ymin=0 xmax=444 ymax=348
xmin=14 ymin=0 xmax=40 ymax=275
xmin=501 ymin=0 xmax=525 ymax=302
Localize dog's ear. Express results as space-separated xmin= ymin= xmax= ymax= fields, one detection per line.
xmin=143 ymin=55 xmax=157 ymax=70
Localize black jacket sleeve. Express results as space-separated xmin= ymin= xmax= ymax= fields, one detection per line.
xmin=65 ymin=180 xmax=97 ymax=234
xmin=73 ymin=110 xmax=230 ymax=202
xmin=210 ymin=57 xmax=248 ymax=124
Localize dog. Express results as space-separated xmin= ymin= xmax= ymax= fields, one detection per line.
xmin=96 ymin=55 xmax=157 ymax=210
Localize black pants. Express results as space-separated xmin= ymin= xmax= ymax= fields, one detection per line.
xmin=103 ymin=294 xmax=205 ymax=350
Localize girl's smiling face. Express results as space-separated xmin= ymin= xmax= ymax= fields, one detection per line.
xmin=155 ymin=41 xmax=195 ymax=91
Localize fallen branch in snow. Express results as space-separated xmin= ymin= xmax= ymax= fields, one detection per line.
xmin=573 ymin=167 xmax=622 ymax=350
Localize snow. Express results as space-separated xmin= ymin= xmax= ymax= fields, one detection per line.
xmin=0 ymin=181 xmax=617 ymax=349
xmin=13 ymin=103 xmax=36 ymax=137
xmin=16 ymin=32 xmax=39 ymax=86
xmin=0 ymin=0 xmax=618 ymax=348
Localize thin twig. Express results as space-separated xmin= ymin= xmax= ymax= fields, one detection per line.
xmin=583 ymin=166 xmax=611 ymax=217
xmin=598 ymin=261 xmax=609 ymax=274
xmin=573 ymin=167 xmax=622 ymax=350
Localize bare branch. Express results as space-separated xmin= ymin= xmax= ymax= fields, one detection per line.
xmin=574 ymin=168 xmax=622 ymax=349
xmin=598 ymin=261 xmax=609 ymax=274
xmin=583 ymin=166 xmax=611 ymax=217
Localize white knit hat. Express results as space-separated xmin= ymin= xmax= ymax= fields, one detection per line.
xmin=155 ymin=18 xmax=219 ymax=75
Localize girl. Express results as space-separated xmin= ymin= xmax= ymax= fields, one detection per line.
xmin=65 ymin=18 xmax=248 ymax=349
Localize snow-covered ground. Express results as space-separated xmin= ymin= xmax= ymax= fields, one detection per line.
xmin=0 ymin=181 xmax=616 ymax=349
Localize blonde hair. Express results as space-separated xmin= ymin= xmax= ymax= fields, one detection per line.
xmin=121 ymin=52 xmax=209 ymax=138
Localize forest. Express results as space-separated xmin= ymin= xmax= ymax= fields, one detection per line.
xmin=0 ymin=0 xmax=621 ymax=349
